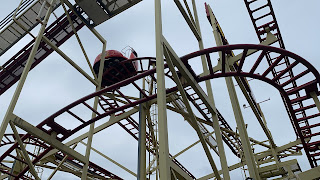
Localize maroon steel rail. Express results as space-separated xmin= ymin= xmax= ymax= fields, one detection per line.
xmin=243 ymin=0 xmax=311 ymax=140
xmin=0 ymin=134 xmax=122 ymax=179
xmin=0 ymin=134 xmax=48 ymax=149
xmin=1 ymin=44 xmax=318 ymax=178
xmin=0 ymin=10 xmax=85 ymax=96
xmin=181 ymin=44 xmax=320 ymax=167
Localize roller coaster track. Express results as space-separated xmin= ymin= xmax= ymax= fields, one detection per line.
xmin=0 ymin=1 xmax=317 ymax=178
xmin=0 ymin=0 xmax=61 ymax=56
xmin=244 ymin=0 xmax=320 ymax=167
xmin=0 ymin=44 xmax=318 ymax=178
xmin=0 ymin=10 xmax=85 ymax=96
xmin=99 ymin=58 xmax=243 ymax=158
xmin=0 ymin=135 xmax=123 ymax=179
xmin=0 ymin=46 xmax=242 ymax=178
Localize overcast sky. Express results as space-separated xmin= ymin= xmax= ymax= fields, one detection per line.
xmin=0 ymin=0 xmax=320 ymax=179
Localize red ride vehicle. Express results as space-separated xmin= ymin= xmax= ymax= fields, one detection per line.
xmin=93 ymin=49 xmax=138 ymax=87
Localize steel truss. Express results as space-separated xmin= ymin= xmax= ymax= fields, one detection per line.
xmin=0 ymin=0 xmax=319 ymax=179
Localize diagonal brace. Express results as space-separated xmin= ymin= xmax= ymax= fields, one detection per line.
xmin=162 ymin=37 xmax=218 ymax=119
xmin=11 ymin=114 xmax=87 ymax=163
xmin=9 ymin=121 xmax=40 ymax=180
xmin=163 ymin=44 xmax=221 ymax=179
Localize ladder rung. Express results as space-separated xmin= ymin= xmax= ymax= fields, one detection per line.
xmin=281 ymin=70 xmax=310 ymax=87
xmin=278 ymin=74 xmax=290 ymax=80
xmin=310 ymin=152 xmax=320 ymax=157
xmin=307 ymin=140 xmax=320 ymax=147
xmin=284 ymin=86 xmax=294 ymax=91
xmin=251 ymin=4 xmax=269 ymax=13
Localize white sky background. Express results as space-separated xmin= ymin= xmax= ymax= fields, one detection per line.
xmin=0 ymin=0 xmax=320 ymax=179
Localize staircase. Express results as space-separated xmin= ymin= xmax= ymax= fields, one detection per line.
xmin=0 ymin=11 xmax=85 ymax=95
xmin=0 ymin=0 xmax=60 ymax=56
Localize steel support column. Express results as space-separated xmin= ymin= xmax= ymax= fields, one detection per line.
xmin=42 ymin=36 xmax=98 ymax=86
xmin=163 ymin=41 xmax=221 ymax=179
xmin=41 ymin=108 xmax=139 ymax=161
xmin=171 ymin=131 xmax=215 ymax=160
xmin=191 ymin=1 xmax=230 ymax=179
xmin=11 ymin=115 xmax=86 ymax=163
xmin=80 ymin=141 xmax=136 ymax=177
xmin=47 ymin=144 xmax=78 ymax=180
xmin=138 ymin=96 xmax=147 ymax=179
xmin=208 ymin=6 xmax=260 ymax=179
xmin=223 ymin=67 xmax=260 ymax=179
xmin=81 ymin=42 xmax=107 ymax=179
xmin=155 ymin=0 xmax=171 ymax=178
xmin=0 ymin=0 xmax=57 ymax=145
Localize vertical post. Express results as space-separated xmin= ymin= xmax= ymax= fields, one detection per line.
xmin=224 ymin=74 xmax=260 ymax=179
xmin=138 ymin=93 xmax=147 ymax=179
xmin=81 ymin=43 xmax=107 ymax=180
xmin=191 ymin=1 xmax=230 ymax=179
xmin=0 ymin=0 xmax=56 ymax=144
xmin=155 ymin=0 xmax=171 ymax=179
xmin=164 ymin=47 xmax=221 ymax=179
xmin=208 ymin=6 xmax=260 ymax=179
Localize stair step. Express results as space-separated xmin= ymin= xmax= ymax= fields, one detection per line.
xmin=254 ymin=12 xmax=272 ymax=21
xmin=294 ymin=104 xmax=316 ymax=113
xmin=287 ymin=80 xmax=317 ymax=95
xmin=280 ymin=70 xmax=310 ymax=87
xmin=307 ymin=140 xmax=320 ymax=147
xmin=247 ymin=0 xmax=259 ymax=4
xmin=297 ymin=113 xmax=320 ymax=122
xmin=304 ymin=131 xmax=320 ymax=139
xmin=251 ymin=3 xmax=269 ymax=13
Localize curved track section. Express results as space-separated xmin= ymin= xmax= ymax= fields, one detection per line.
xmin=181 ymin=44 xmax=320 ymax=167
xmin=243 ymin=0 xmax=312 ymax=140
xmin=1 ymin=44 xmax=319 ymax=178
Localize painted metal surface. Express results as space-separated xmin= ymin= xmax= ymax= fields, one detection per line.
xmin=0 ymin=0 xmax=319 ymax=179
xmin=0 ymin=44 xmax=318 ymax=178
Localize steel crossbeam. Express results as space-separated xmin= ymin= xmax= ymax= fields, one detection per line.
xmin=11 ymin=114 xmax=87 ymax=164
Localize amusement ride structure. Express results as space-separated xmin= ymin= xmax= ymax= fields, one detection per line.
xmin=0 ymin=0 xmax=319 ymax=179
